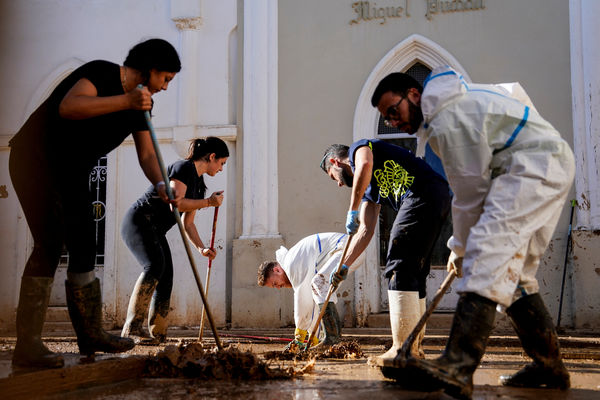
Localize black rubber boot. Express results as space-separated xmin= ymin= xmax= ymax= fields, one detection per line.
xmin=387 ymin=292 xmax=496 ymax=400
xmin=121 ymin=272 xmax=158 ymax=341
xmin=12 ymin=277 xmax=64 ymax=368
xmin=499 ymin=293 xmax=570 ymax=389
xmin=148 ymin=292 xmax=170 ymax=344
xmin=66 ymin=278 xmax=135 ymax=357
xmin=311 ymin=302 xmax=341 ymax=350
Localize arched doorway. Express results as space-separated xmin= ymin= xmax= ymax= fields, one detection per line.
xmin=352 ymin=35 xmax=469 ymax=325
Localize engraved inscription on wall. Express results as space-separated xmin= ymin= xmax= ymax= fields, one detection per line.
xmin=350 ymin=0 xmax=410 ymax=25
xmin=350 ymin=0 xmax=485 ymax=25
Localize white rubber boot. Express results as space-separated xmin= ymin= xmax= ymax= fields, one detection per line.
xmin=373 ymin=290 xmax=420 ymax=366
xmin=414 ymin=297 xmax=427 ymax=359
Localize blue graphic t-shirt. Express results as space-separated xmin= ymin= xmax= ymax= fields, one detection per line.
xmin=349 ymin=139 xmax=447 ymax=211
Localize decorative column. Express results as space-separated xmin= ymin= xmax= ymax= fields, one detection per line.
xmin=570 ymin=0 xmax=600 ymax=230
xmin=231 ymin=0 xmax=287 ymax=328
xmin=171 ymin=0 xmax=202 ymax=137
xmin=240 ymin=0 xmax=280 ymax=239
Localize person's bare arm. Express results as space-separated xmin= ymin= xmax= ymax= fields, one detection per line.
xmin=182 ymin=210 xmax=215 ymax=259
xmin=343 ymin=200 xmax=380 ymax=266
xmin=349 ymin=146 xmax=373 ymax=212
xmin=58 ymin=78 xmax=151 ymax=120
xmin=132 ymin=131 xmax=181 ymax=204
xmin=177 ymin=191 xmax=224 ymax=212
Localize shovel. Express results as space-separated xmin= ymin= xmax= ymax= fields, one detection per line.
xmin=380 ymin=269 xmax=456 ymax=379
xmin=143 ymin=103 xmax=223 ymax=350
xmin=199 ymin=206 xmax=219 ymax=341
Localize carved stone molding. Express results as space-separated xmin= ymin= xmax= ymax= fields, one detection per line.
xmin=172 ymin=17 xmax=203 ymax=30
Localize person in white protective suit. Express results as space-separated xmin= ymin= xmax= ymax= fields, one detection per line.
xmin=257 ymin=232 xmax=363 ymax=349
xmin=370 ymin=66 xmax=575 ymax=399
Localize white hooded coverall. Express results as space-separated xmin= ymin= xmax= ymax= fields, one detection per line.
xmin=417 ymin=66 xmax=575 ymax=307
xmin=275 ymin=233 xmax=361 ymax=334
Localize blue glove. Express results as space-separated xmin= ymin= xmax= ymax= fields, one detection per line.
xmin=330 ymin=264 xmax=349 ymax=286
xmin=346 ymin=210 xmax=359 ymax=234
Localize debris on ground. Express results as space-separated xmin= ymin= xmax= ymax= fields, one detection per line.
xmin=320 ymin=340 xmax=364 ymax=359
xmin=263 ymin=339 xmax=364 ymax=361
xmin=143 ymin=342 xmax=307 ymax=380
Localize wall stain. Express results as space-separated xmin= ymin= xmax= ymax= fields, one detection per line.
xmin=579 ymin=193 xmax=591 ymax=210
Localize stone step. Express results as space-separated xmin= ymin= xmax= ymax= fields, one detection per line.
xmin=43 ymin=307 xmax=113 ymax=334
xmin=46 ymin=306 xmax=69 ymax=322
xmin=365 ymin=311 xmax=514 ymax=334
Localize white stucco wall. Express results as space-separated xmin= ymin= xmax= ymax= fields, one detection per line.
xmin=568 ymin=0 xmax=600 ymax=329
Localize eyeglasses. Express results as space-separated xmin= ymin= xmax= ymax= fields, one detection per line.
xmin=383 ymin=97 xmax=405 ymax=127
xmin=319 ymin=152 xmax=329 ymax=172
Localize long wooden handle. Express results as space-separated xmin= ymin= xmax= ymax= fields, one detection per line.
xmin=304 ymin=234 xmax=353 ymax=349
xmin=143 ymin=108 xmax=222 ymax=350
xmin=199 ymin=206 xmax=219 ymax=340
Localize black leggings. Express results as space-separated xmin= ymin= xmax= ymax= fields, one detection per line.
xmin=386 ymin=188 xmax=451 ymax=298
xmin=9 ymin=145 xmax=96 ymax=277
xmin=121 ymin=204 xmax=174 ymax=306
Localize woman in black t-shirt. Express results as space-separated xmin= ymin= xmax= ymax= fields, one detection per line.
xmin=121 ymin=137 xmax=229 ymax=343
xmin=9 ymin=39 xmax=181 ymax=368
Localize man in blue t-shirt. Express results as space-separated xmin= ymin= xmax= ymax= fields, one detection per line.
xmin=320 ymin=139 xmax=450 ymax=364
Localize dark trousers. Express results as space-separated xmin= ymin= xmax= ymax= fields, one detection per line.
xmin=9 ymin=144 xmax=96 ymax=277
xmin=121 ymin=204 xmax=174 ymax=307
xmin=386 ymin=187 xmax=451 ymax=298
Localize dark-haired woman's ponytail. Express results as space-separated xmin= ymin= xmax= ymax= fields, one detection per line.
xmin=186 ymin=137 xmax=229 ymax=161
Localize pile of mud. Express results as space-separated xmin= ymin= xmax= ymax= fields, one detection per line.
xmin=144 ymin=342 xmax=309 ymax=380
xmin=263 ymin=339 xmax=364 ymax=361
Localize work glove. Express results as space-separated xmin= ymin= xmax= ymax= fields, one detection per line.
xmin=446 ymin=251 xmax=463 ymax=278
xmin=346 ymin=210 xmax=359 ymax=234
xmin=330 ymin=264 xmax=349 ymax=286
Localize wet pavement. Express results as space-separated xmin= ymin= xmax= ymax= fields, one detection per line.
xmin=1 ymin=328 xmax=599 ymax=399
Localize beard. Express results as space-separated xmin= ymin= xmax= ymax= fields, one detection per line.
xmin=407 ymin=99 xmax=424 ymax=133
xmin=342 ymin=168 xmax=354 ymax=187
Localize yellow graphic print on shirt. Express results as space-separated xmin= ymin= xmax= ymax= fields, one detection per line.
xmin=373 ymin=160 xmax=414 ymax=202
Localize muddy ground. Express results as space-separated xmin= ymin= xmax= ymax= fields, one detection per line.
xmin=1 ymin=328 xmax=599 ymax=399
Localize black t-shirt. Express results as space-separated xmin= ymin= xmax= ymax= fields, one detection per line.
xmin=136 ymin=159 xmax=207 ymax=232
xmin=11 ymin=60 xmax=148 ymax=170
xmin=349 ymin=139 xmax=448 ymax=211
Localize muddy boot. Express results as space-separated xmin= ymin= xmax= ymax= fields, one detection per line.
xmin=147 ymin=292 xmax=170 ymax=344
xmin=66 ymin=278 xmax=135 ymax=357
xmin=310 ymin=302 xmax=341 ymax=350
xmin=373 ymin=291 xmax=420 ymax=366
xmin=12 ymin=277 xmax=64 ymax=368
xmin=121 ymin=272 xmax=158 ymax=341
xmin=387 ymin=292 xmax=496 ymax=400
xmin=499 ymin=293 xmax=570 ymax=389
